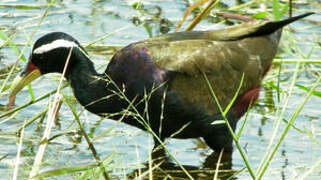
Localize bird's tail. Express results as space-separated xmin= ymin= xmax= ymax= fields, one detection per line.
xmin=210 ymin=12 xmax=314 ymax=41
xmin=243 ymin=12 xmax=314 ymax=38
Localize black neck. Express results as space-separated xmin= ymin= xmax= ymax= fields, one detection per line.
xmin=66 ymin=51 xmax=122 ymax=115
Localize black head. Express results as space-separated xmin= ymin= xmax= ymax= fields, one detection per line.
xmin=9 ymin=32 xmax=90 ymax=99
xmin=28 ymin=32 xmax=86 ymax=75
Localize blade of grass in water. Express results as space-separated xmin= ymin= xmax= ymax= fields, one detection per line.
xmin=0 ymin=84 xmax=68 ymax=120
xmin=273 ymin=59 xmax=321 ymax=63
xmin=214 ymin=149 xmax=224 ymax=180
xmin=32 ymin=162 xmax=108 ymax=178
xmin=223 ymin=73 xmax=245 ymax=116
xmin=236 ymin=103 xmax=251 ymax=140
xmin=0 ymin=31 xmax=26 ymax=62
xmin=29 ymin=46 xmax=73 ymax=178
xmin=0 ymin=4 xmax=48 ymax=9
xmin=202 ymin=71 xmax=256 ymax=179
xmin=15 ymin=107 xmax=48 ymax=134
xmin=0 ymin=3 xmax=51 ymax=101
xmin=295 ymin=84 xmax=321 ymax=98
xmin=272 ymin=0 xmax=289 ymax=20
xmin=255 ymin=62 xmax=301 ymax=178
xmin=0 ymin=31 xmax=30 ymax=98
xmin=105 ymin=75 xmax=194 ymax=179
xmin=85 ymin=25 xmax=131 ymax=48
xmin=13 ymin=120 xmax=26 ymax=180
xmin=185 ymin=0 xmax=220 ymax=31
xmin=256 ymin=72 xmax=321 ymax=180
xmin=63 ymin=93 xmax=110 ymax=180
xmin=175 ymin=0 xmax=208 ymax=32
xmin=256 ymin=26 xmax=319 ymax=176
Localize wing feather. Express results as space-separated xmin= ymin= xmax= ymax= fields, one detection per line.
xmin=131 ymin=33 xmax=279 ymax=114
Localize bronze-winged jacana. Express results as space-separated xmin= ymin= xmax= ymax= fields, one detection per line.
xmin=9 ymin=13 xmax=313 ymax=152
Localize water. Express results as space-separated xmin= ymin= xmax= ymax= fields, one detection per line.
xmin=0 ymin=0 xmax=320 ymax=179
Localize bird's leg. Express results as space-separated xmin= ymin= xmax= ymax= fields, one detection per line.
xmin=203 ymin=126 xmax=234 ymax=153
xmin=151 ymin=137 xmax=167 ymax=163
xmin=203 ymin=150 xmax=233 ymax=170
xmin=204 ymin=87 xmax=261 ymax=152
xmin=203 ymin=115 xmax=238 ymax=153
xmin=152 ymin=136 xmax=164 ymax=152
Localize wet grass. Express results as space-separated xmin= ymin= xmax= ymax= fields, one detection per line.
xmin=0 ymin=0 xmax=320 ymax=179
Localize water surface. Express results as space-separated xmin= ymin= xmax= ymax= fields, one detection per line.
xmin=0 ymin=0 xmax=320 ymax=179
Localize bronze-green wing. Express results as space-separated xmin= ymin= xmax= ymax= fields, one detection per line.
xmin=129 ymin=13 xmax=312 ymax=115
xmin=131 ymin=24 xmax=278 ymax=115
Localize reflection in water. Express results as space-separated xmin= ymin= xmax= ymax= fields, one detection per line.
xmin=281 ymin=149 xmax=289 ymax=180
xmin=129 ymin=148 xmax=235 ymax=179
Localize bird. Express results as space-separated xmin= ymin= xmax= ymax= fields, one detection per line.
xmin=9 ymin=12 xmax=313 ymax=152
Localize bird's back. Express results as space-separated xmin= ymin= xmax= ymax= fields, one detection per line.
xmin=129 ymin=27 xmax=281 ymax=115
xmin=105 ymin=13 xmax=313 ymax=137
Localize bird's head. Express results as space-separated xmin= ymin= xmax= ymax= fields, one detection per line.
xmin=8 ymin=32 xmax=86 ymax=100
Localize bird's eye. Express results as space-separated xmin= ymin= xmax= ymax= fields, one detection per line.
xmin=30 ymin=54 xmax=45 ymax=65
xmin=35 ymin=54 xmax=45 ymax=61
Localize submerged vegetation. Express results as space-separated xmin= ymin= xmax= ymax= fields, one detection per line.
xmin=0 ymin=0 xmax=320 ymax=179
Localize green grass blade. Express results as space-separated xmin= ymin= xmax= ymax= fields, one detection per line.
xmin=295 ymin=84 xmax=321 ymax=98
xmin=223 ymin=73 xmax=245 ymax=115
xmin=236 ymin=104 xmax=250 ymax=140
xmin=0 ymin=4 xmax=48 ymax=9
xmin=63 ymin=93 xmax=110 ymax=180
xmin=255 ymin=62 xmax=301 ymax=177
xmin=0 ymin=31 xmax=27 ymax=62
xmin=256 ymin=74 xmax=321 ymax=180
xmin=201 ymin=71 xmax=255 ymax=179
xmin=33 ymin=163 xmax=99 ymax=178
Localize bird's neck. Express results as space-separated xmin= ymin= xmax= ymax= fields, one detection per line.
xmin=66 ymin=55 xmax=121 ymax=115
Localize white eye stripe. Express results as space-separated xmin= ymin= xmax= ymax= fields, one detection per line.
xmin=33 ymin=39 xmax=78 ymax=54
